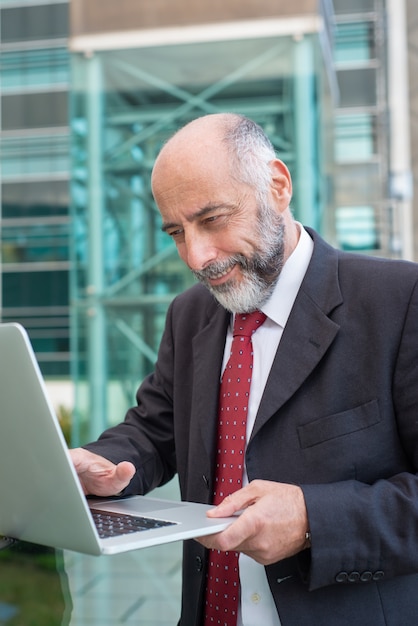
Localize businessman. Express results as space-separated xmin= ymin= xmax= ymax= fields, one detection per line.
xmin=70 ymin=113 xmax=418 ymax=625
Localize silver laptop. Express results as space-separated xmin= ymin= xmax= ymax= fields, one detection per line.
xmin=0 ymin=323 xmax=233 ymax=555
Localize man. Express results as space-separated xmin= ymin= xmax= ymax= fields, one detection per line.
xmin=70 ymin=113 xmax=418 ymax=625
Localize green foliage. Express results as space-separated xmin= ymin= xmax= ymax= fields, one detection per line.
xmin=0 ymin=542 xmax=71 ymax=625
xmin=56 ymin=404 xmax=72 ymax=445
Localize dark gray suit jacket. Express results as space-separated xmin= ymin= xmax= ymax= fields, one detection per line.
xmin=86 ymin=229 xmax=418 ymax=625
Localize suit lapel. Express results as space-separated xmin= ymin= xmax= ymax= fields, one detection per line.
xmin=192 ymin=304 xmax=230 ymax=460
xmin=251 ymin=230 xmax=343 ymax=440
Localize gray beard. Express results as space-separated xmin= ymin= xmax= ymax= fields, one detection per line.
xmin=193 ymin=207 xmax=286 ymax=313
xmin=202 ymin=263 xmax=276 ymax=313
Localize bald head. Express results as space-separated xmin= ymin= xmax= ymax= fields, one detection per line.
xmin=153 ymin=113 xmax=240 ymax=164
xmin=151 ymin=113 xmax=277 ymax=202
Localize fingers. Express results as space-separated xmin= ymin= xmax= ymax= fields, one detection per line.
xmin=199 ymin=504 xmax=259 ymax=553
xmin=197 ymin=483 xmax=260 ymax=551
xmin=206 ymin=479 xmax=266 ymax=519
xmin=69 ymin=448 xmax=135 ymax=496
xmin=207 ymin=491 xmax=256 ymax=519
xmin=198 ymin=480 xmax=309 ymax=564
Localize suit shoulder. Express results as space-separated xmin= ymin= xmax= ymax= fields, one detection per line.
xmin=338 ymin=250 xmax=418 ymax=284
xmin=163 ymin=283 xmax=229 ymax=344
xmin=309 ymin=228 xmax=418 ymax=284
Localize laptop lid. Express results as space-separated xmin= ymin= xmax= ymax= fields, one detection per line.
xmin=0 ymin=323 xmax=233 ymax=555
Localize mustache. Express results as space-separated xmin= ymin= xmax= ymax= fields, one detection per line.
xmin=192 ymin=255 xmax=248 ymax=282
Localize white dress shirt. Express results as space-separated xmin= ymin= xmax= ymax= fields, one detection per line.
xmin=221 ymin=224 xmax=314 ymax=626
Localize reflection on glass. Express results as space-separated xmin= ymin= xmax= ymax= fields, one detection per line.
xmin=0 ymin=540 xmax=72 ymax=625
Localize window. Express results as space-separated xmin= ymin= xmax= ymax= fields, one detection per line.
xmin=334 ymin=22 xmax=375 ymax=64
xmin=1 ymin=48 xmax=69 ymax=90
xmin=2 ymin=180 xmax=69 ymax=218
xmin=336 ymin=205 xmax=379 ymax=251
xmin=335 ymin=113 xmax=375 ymax=162
xmin=0 ymin=3 xmax=68 ymax=44
xmin=1 ymin=91 xmax=68 ymax=130
xmin=337 ymin=67 xmax=377 ymax=108
xmin=333 ymin=0 xmax=376 ymax=15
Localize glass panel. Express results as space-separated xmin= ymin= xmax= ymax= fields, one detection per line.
xmin=2 ymin=220 xmax=69 ymax=264
xmin=2 ymin=180 xmax=69 ymax=218
xmin=334 ymin=161 xmax=382 ymax=205
xmin=0 ymin=134 xmax=70 ymax=176
xmin=335 ymin=113 xmax=375 ymax=162
xmin=0 ymin=3 xmax=68 ymax=43
xmin=333 ymin=0 xmax=376 ymax=15
xmin=0 ymin=48 xmax=69 ymax=90
xmin=337 ymin=67 xmax=377 ymax=108
xmin=1 ymin=178 xmax=70 ymax=375
xmin=1 ymin=91 xmax=68 ymax=130
xmin=336 ymin=205 xmax=379 ymax=251
xmin=2 ymin=270 xmax=70 ymax=375
xmin=2 ymin=270 xmax=68 ymax=317
xmin=334 ymin=21 xmax=375 ymax=64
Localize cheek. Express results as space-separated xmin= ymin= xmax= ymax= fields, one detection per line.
xmin=175 ymin=242 xmax=188 ymax=265
xmin=235 ymin=235 xmax=260 ymax=257
xmin=222 ymin=224 xmax=259 ymax=254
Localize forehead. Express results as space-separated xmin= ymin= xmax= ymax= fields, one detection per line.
xmin=152 ymin=122 xmax=232 ymax=183
xmin=157 ymin=180 xmax=240 ymax=228
xmin=153 ymin=151 xmax=238 ymax=213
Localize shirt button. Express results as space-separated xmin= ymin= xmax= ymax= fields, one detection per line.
xmin=251 ymin=593 xmax=261 ymax=604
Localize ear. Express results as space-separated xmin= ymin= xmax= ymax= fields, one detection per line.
xmin=269 ymin=159 xmax=293 ymax=210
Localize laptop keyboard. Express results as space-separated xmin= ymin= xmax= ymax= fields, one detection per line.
xmin=90 ymin=508 xmax=177 ymax=539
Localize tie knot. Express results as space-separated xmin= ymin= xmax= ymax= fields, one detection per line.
xmin=233 ymin=311 xmax=267 ymax=337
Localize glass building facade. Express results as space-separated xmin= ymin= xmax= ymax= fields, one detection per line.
xmin=333 ymin=0 xmax=392 ymax=254
xmin=0 ymin=0 xmax=71 ymax=377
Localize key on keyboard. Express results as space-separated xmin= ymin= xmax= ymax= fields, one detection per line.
xmin=90 ymin=508 xmax=176 ymax=538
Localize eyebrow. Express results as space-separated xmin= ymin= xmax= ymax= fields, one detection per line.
xmin=160 ymin=203 xmax=233 ymax=233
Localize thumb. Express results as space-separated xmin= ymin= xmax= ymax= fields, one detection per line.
xmin=207 ymin=494 xmax=244 ymax=518
xmin=114 ymin=461 xmax=136 ymax=488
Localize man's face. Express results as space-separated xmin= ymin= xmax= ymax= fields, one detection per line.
xmin=192 ymin=196 xmax=285 ymax=312
xmin=156 ymin=157 xmax=285 ymax=312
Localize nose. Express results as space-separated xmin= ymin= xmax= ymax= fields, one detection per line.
xmin=180 ymin=230 xmax=217 ymax=272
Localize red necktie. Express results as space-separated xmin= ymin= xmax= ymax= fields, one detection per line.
xmin=204 ymin=310 xmax=267 ymax=626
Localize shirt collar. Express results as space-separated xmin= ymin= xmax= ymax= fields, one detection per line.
xmin=261 ymin=223 xmax=313 ymax=328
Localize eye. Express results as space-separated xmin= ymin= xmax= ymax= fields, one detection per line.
xmin=166 ymin=227 xmax=184 ymax=239
xmin=170 ymin=229 xmax=182 ymax=236
xmin=202 ymin=214 xmax=225 ymax=228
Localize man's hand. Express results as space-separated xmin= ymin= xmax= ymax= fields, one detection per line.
xmin=197 ymin=479 xmax=310 ymax=565
xmin=69 ymin=448 xmax=136 ymax=496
